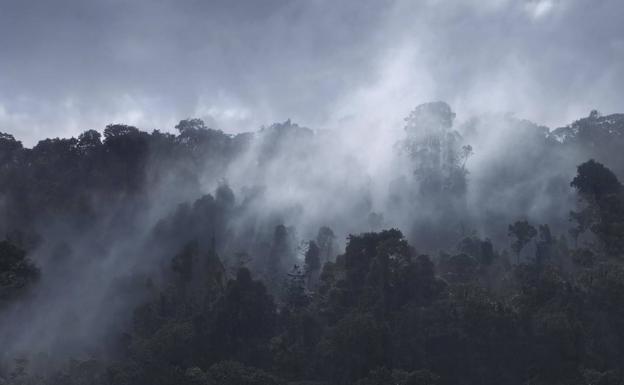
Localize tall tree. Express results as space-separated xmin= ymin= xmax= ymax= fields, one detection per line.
xmin=508 ymin=220 xmax=537 ymax=264
xmin=570 ymin=159 xmax=624 ymax=255
xmin=0 ymin=240 xmax=39 ymax=305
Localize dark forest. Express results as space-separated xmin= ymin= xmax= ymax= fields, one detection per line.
xmin=2 ymin=102 xmax=624 ymax=384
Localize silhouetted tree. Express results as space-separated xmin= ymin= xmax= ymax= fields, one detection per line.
xmin=316 ymin=226 xmax=336 ymax=264
xmin=508 ymin=220 xmax=537 ymax=264
xmin=0 ymin=240 xmax=39 ymax=305
xmin=303 ymin=241 xmax=321 ymax=291
xmin=570 ymin=159 xmax=624 ymax=255
xmin=284 ymin=265 xmax=308 ymax=309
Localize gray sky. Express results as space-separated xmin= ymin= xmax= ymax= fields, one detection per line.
xmin=0 ymin=0 xmax=622 ymax=145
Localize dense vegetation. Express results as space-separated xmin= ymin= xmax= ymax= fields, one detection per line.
xmin=1 ymin=103 xmax=624 ymax=384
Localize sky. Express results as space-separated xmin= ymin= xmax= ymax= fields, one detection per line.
xmin=0 ymin=0 xmax=622 ymax=145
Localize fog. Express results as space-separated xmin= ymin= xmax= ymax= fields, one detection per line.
xmin=0 ymin=101 xmax=607 ymax=365
xmin=0 ymin=0 xmax=623 ymax=382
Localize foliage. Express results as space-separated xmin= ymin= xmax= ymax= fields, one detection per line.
xmin=0 ymin=240 xmax=39 ymax=305
xmin=2 ymin=110 xmax=624 ymax=385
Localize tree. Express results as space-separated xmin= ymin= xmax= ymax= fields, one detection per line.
xmin=304 ymin=241 xmax=321 ymax=290
xmin=319 ymin=312 xmax=387 ymax=384
xmin=188 ymin=361 xmax=285 ymax=385
xmin=316 ymin=226 xmax=336 ymax=264
xmin=77 ymin=129 xmax=102 ymax=151
xmin=400 ymin=102 xmax=470 ymax=196
xmin=570 ymin=160 xmax=624 ymax=255
xmin=535 ymin=224 xmax=554 ymax=266
xmin=457 ymin=236 xmax=495 ymax=265
xmin=284 ymin=265 xmax=308 ymax=309
xmin=508 ymin=220 xmax=537 ymax=264
xmin=266 ymin=225 xmax=295 ymax=290
xmin=0 ymin=240 xmax=40 ymax=305
xmin=404 ymin=101 xmax=455 ymax=135
xmin=210 ymin=268 xmax=277 ymax=366
xmin=0 ymin=132 xmax=23 ymax=165
xmin=569 ymin=209 xmax=593 ymax=247
xmin=172 ymin=241 xmax=197 ymax=284
xmin=571 ymin=159 xmax=621 ymax=198
xmin=175 ymin=118 xmax=208 ymax=134
xmin=103 ymin=124 xmax=141 ymax=140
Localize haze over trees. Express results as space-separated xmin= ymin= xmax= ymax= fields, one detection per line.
xmin=2 ymin=103 xmax=624 ymax=384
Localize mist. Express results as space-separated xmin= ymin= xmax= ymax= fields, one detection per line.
xmin=0 ymin=102 xmax=619 ymax=366
xmin=1 ymin=1 xmax=624 ymax=384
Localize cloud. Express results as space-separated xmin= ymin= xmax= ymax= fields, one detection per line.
xmin=0 ymin=0 xmax=622 ymax=145
xmin=525 ymin=0 xmax=557 ymax=19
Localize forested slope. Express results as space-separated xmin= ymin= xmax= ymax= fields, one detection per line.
xmin=1 ymin=104 xmax=624 ymax=384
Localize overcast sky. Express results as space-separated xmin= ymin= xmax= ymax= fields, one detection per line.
xmin=0 ymin=0 xmax=622 ymax=145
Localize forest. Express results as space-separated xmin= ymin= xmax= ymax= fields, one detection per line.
xmin=1 ymin=102 xmax=624 ymax=385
